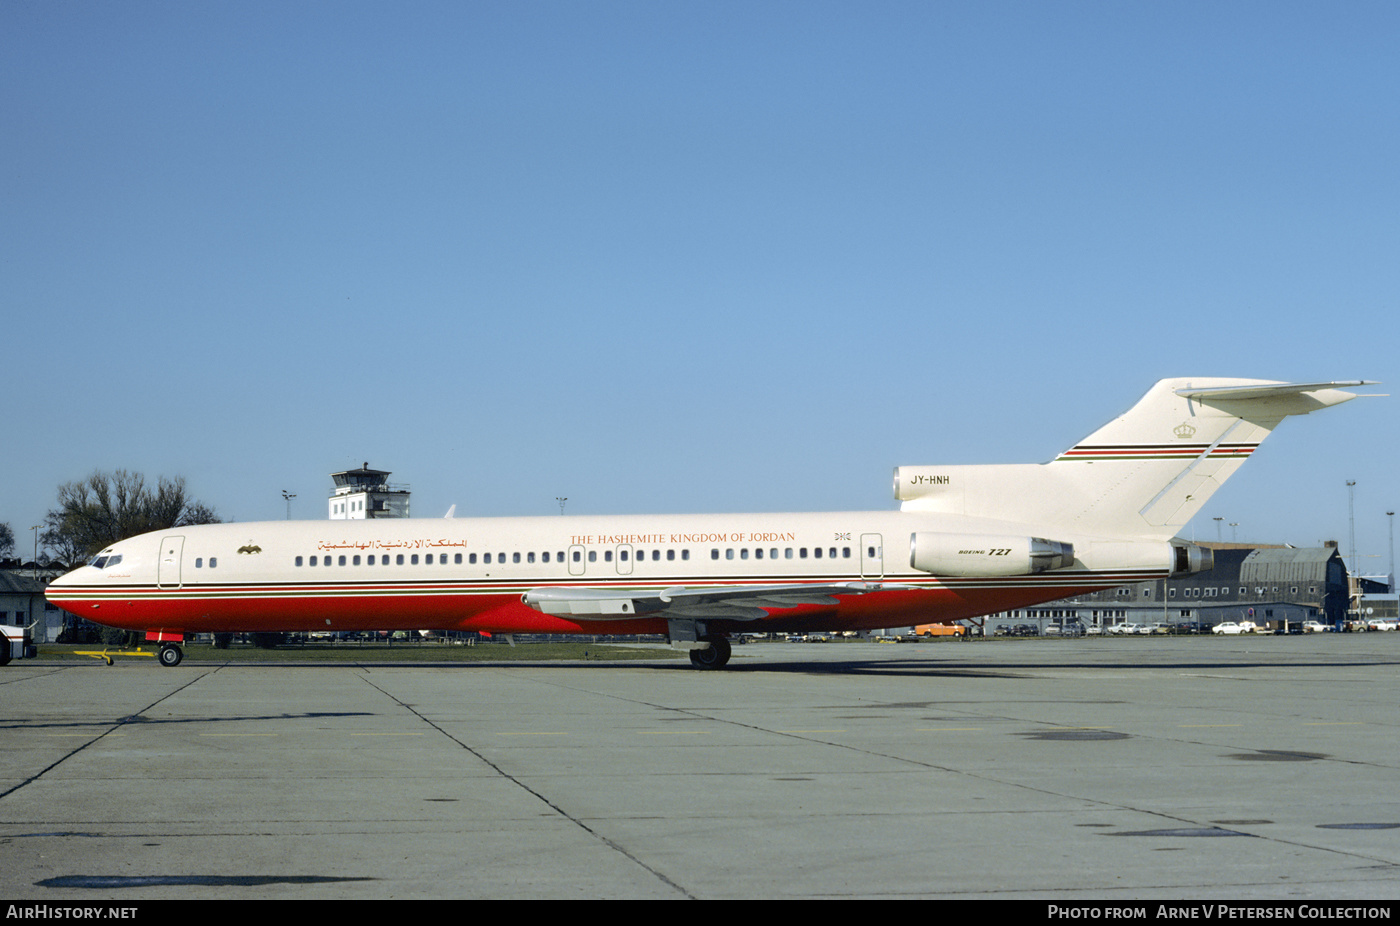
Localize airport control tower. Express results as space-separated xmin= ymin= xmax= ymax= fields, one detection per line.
xmin=328 ymin=463 xmax=411 ymax=519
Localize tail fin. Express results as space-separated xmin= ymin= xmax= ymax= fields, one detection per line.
xmin=896 ymin=378 xmax=1374 ymax=538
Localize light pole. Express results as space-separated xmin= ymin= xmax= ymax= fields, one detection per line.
xmin=1347 ymin=481 xmax=1357 ymax=577
xmin=1214 ymin=517 xmax=1224 ymax=543
xmin=1388 ymin=511 xmax=1395 ymax=593
xmin=556 ymin=497 xmax=567 ymax=516
xmin=282 ymin=490 xmax=296 ymax=520
xmin=1347 ymin=481 xmax=1358 ymax=625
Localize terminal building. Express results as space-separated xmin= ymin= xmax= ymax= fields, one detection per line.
xmin=328 ymin=463 xmax=411 ymax=519
xmin=987 ymin=542 xmax=1352 ymax=632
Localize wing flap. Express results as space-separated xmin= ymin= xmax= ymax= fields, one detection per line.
xmin=521 ymin=582 xmax=900 ymax=621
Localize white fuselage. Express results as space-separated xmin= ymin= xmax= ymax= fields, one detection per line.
xmin=44 ymin=510 xmax=1172 ymax=637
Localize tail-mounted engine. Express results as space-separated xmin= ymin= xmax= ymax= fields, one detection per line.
xmin=1170 ymin=542 xmax=1213 ymax=577
xmin=910 ymin=532 xmax=1074 ymax=577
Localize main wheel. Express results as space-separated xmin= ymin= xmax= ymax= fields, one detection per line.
xmin=688 ymin=635 xmax=732 ymax=670
xmin=158 ymin=644 xmax=183 ymax=667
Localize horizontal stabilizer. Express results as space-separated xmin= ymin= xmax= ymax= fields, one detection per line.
xmin=1176 ymin=381 xmax=1376 ymax=401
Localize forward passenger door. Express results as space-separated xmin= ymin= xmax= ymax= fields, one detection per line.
xmin=157 ymin=535 xmax=184 ymax=589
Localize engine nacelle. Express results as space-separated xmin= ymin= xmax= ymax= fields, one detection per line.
xmin=1170 ymin=542 xmax=1213 ymax=577
xmin=910 ymin=532 xmax=1075 ymax=577
xmin=893 ymin=466 xmax=958 ymax=502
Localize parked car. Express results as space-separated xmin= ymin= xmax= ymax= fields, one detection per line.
xmin=1237 ymin=621 xmax=1261 ymax=634
xmin=1212 ymin=622 xmax=1244 ymax=635
xmin=1301 ymin=620 xmax=1327 ymax=633
xmin=1365 ymin=618 xmax=1398 ymax=632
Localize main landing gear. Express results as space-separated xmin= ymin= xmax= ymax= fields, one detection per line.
xmin=158 ymin=644 xmax=184 ymax=667
xmin=688 ymin=634 xmax=731 ymax=670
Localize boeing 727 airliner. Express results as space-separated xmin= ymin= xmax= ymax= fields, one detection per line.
xmin=45 ymin=378 xmax=1372 ymax=668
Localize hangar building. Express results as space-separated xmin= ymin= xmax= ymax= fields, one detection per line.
xmin=991 ymin=543 xmax=1350 ymax=632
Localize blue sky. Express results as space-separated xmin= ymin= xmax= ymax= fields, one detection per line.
xmin=4 ymin=2 xmax=1397 ymax=574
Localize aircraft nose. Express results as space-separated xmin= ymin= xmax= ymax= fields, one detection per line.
xmin=46 ymin=562 xmax=87 ymax=595
xmin=46 ymin=567 xmax=74 ymax=594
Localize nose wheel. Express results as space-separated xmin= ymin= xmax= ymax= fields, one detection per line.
xmin=158 ymin=644 xmax=184 ymax=667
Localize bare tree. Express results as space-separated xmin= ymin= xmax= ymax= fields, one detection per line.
xmin=0 ymin=521 xmax=14 ymax=558
xmin=43 ymin=470 xmax=221 ymax=562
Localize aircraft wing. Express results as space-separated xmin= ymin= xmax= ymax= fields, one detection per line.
xmin=521 ymin=582 xmax=909 ymax=621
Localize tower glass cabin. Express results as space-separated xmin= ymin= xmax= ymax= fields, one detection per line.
xmin=328 ymin=463 xmax=410 ymax=519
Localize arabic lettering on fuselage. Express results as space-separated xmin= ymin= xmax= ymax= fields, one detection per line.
xmin=315 ymin=539 xmax=473 ymax=551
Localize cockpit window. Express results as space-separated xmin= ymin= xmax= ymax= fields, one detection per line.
xmin=88 ymin=554 xmax=122 ymax=568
